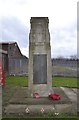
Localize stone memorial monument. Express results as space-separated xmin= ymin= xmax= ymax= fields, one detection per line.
xmin=28 ymin=17 xmax=53 ymax=97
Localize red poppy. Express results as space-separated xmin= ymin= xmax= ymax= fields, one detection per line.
xmin=33 ymin=93 xmax=40 ymax=98
xmin=49 ymin=93 xmax=61 ymax=100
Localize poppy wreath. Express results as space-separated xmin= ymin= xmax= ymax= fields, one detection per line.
xmin=33 ymin=93 xmax=40 ymax=98
xmin=49 ymin=93 xmax=61 ymax=100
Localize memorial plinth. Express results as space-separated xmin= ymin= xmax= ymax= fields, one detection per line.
xmin=28 ymin=17 xmax=53 ymax=97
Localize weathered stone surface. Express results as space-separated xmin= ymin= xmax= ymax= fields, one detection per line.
xmin=9 ymin=87 xmax=71 ymax=105
xmin=28 ymin=17 xmax=52 ymax=97
xmin=3 ymin=87 xmax=77 ymax=117
xmin=55 ymin=103 xmax=77 ymax=114
xmin=60 ymin=87 xmax=77 ymax=102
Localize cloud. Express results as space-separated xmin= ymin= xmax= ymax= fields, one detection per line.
xmin=0 ymin=0 xmax=77 ymax=26
xmin=0 ymin=16 xmax=29 ymax=49
xmin=0 ymin=0 xmax=78 ymax=58
xmin=0 ymin=16 xmax=77 ymax=58
xmin=1 ymin=0 xmax=28 ymax=7
xmin=50 ymin=22 xmax=77 ymax=58
xmin=20 ymin=47 xmax=29 ymax=57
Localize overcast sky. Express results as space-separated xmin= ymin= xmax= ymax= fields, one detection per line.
xmin=0 ymin=0 xmax=78 ymax=58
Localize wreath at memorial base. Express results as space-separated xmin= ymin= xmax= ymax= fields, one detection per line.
xmin=33 ymin=92 xmax=61 ymax=100
xmin=49 ymin=93 xmax=61 ymax=100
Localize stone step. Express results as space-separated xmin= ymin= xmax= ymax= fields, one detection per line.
xmin=3 ymin=87 xmax=77 ymax=117
xmin=4 ymin=103 xmax=77 ymax=117
xmin=72 ymin=88 xmax=77 ymax=93
xmin=9 ymin=87 xmax=71 ymax=105
xmin=4 ymin=103 xmax=75 ymax=115
xmin=60 ymin=87 xmax=77 ymax=102
xmin=4 ymin=104 xmax=55 ymax=115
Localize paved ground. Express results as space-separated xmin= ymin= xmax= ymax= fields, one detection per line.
xmin=2 ymin=87 xmax=78 ymax=118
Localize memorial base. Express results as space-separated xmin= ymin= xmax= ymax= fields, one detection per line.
xmin=29 ymin=84 xmax=54 ymax=97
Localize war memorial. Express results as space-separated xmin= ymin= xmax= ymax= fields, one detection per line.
xmin=2 ymin=17 xmax=77 ymax=118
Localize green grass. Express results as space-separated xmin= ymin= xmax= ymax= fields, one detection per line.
xmin=5 ymin=76 xmax=28 ymax=87
xmin=5 ymin=76 xmax=77 ymax=88
xmin=53 ymin=77 xmax=77 ymax=88
xmin=3 ymin=76 xmax=28 ymax=106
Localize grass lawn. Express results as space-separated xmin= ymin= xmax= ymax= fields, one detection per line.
xmin=5 ymin=76 xmax=28 ymax=87
xmin=5 ymin=76 xmax=77 ymax=88
xmin=53 ymin=77 xmax=77 ymax=88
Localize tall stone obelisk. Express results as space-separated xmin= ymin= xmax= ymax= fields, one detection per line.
xmin=28 ymin=17 xmax=53 ymax=97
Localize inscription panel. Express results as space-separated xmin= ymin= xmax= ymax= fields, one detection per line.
xmin=33 ymin=54 xmax=47 ymax=84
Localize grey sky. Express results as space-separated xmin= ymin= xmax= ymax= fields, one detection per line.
xmin=1 ymin=16 xmax=29 ymax=47
xmin=0 ymin=0 xmax=78 ymax=58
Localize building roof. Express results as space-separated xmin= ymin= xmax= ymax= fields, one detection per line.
xmin=0 ymin=42 xmax=17 ymax=45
